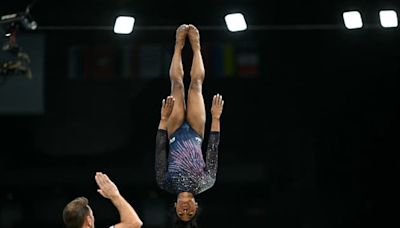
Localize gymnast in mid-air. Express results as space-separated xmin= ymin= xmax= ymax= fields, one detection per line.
xmin=155 ymin=24 xmax=224 ymax=227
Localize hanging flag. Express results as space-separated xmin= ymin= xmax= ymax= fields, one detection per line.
xmin=223 ymin=43 xmax=235 ymax=77
xmin=138 ymin=44 xmax=163 ymax=79
xmin=161 ymin=45 xmax=173 ymax=79
xmin=237 ymin=52 xmax=259 ymax=76
xmin=120 ymin=44 xmax=131 ymax=80
xmin=210 ymin=43 xmax=224 ymax=77
xmin=68 ymin=46 xmax=84 ymax=80
xmin=203 ymin=42 xmax=235 ymax=78
xmin=83 ymin=45 xmax=116 ymax=81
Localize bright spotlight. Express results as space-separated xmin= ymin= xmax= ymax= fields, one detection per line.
xmin=224 ymin=13 xmax=247 ymax=32
xmin=113 ymin=16 xmax=135 ymax=34
xmin=379 ymin=10 xmax=398 ymax=28
xmin=342 ymin=11 xmax=363 ymax=29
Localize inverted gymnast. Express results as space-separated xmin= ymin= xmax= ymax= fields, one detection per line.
xmin=155 ymin=24 xmax=224 ymax=227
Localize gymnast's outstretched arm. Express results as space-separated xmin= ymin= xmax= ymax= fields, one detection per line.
xmin=155 ymin=96 xmax=175 ymax=188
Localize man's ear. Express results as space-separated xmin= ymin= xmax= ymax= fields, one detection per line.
xmin=85 ymin=215 xmax=93 ymax=227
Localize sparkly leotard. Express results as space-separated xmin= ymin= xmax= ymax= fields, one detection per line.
xmin=155 ymin=122 xmax=220 ymax=195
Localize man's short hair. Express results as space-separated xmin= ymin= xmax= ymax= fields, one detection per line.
xmin=63 ymin=196 xmax=90 ymax=228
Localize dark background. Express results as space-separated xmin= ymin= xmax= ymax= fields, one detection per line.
xmin=1 ymin=0 xmax=399 ymax=227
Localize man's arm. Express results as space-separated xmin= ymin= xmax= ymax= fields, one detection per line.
xmin=95 ymin=172 xmax=143 ymax=228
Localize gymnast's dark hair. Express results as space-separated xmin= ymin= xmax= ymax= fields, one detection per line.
xmin=169 ymin=205 xmax=202 ymax=228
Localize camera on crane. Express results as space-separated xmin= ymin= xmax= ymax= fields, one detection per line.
xmin=0 ymin=5 xmax=37 ymax=80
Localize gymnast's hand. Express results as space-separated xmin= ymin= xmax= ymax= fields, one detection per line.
xmin=161 ymin=95 xmax=175 ymax=121
xmin=95 ymin=172 xmax=120 ymax=200
xmin=211 ymin=94 xmax=224 ymax=120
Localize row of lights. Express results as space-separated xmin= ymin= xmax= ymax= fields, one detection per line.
xmin=113 ymin=10 xmax=399 ymax=34
xmin=343 ymin=10 xmax=398 ymax=29
xmin=113 ymin=13 xmax=248 ymax=34
xmin=112 ymin=13 xmax=248 ymax=34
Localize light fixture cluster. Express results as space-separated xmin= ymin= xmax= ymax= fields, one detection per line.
xmin=113 ymin=10 xmax=399 ymax=34
xmin=343 ymin=10 xmax=398 ymax=29
xmin=113 ymin=13 xmax=248 ymax=34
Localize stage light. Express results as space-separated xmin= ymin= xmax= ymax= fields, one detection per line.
xmin=224 ymin=13 xmax=247 ymax=32
xmin=343 ymin=11 xmax=363 ymax=29
xmin=379 ymin=10 xmax=398 ymax=28
xmin=113 ymin=16 xmax=135 ymax=34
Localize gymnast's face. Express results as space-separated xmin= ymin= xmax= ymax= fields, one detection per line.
xmin=175 ymin=194 xmax=198 ymax=221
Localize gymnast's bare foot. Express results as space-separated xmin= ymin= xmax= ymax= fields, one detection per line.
xmin=188 ymin=24 xmax=200 ymax=52
xmin=175 ymin=24 xmax=189 ymax=50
